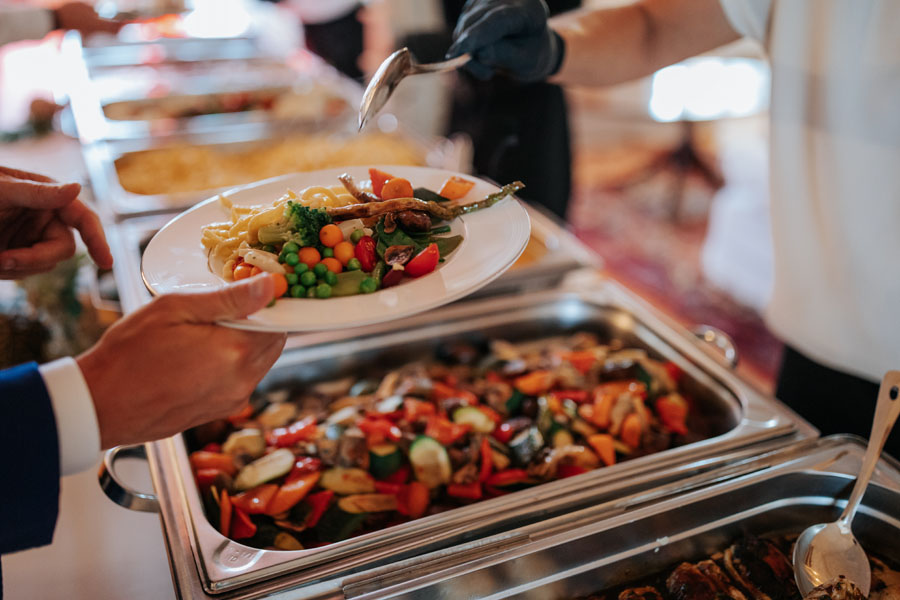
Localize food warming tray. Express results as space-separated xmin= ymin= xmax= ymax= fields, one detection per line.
xmin=357 ymin=435 xmax=900 ymax=600
xmin=100 ymin=282 xmax=815 ymax=598
xmin=81 ymin=127 xmax=464 ymax=218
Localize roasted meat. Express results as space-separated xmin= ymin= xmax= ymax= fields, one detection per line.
xmin=723 ymin=537 xmax=800 ymax=600
xmin=696 ymin=559 xmax=748 ymax=600
xmin=666 ymin=562 xmax=723 ymax=600
xmin=619 ymin=586 xmax=665 ymax=600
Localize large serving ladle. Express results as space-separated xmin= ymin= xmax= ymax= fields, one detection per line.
xmin=358 ymin=47 xmax=470 ymax=131
xmin=793 ymin=370 xmax=900 ymax=597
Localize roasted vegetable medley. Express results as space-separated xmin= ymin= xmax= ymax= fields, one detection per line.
xmin=573 ymin=535 xmax=899 ymax=600
xmin=189 ymin=332 xmax=699 ymax=550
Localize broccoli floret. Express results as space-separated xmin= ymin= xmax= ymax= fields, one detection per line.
xmin=256 ymin=201 xmax=332 ymax=247
xmin=285 ymin=202 xmax=332 ymax=247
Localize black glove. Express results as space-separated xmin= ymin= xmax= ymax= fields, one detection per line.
xmin=446 ymin=0 xmax=565 ymax=82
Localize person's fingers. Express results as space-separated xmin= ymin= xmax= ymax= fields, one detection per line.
xmin=0 ymin=165 xmax=56 ymax=183
xmin=164 ymin=274 xmax=276 ymax=323
xmin=58 ymin=199 xmax=113 ymax=269
xmin=0 ymin=219 xmax=75 ymax=274
xmin=448 ymin=5 xmax=532 ymax=58
xmin=462 ymin=60 xmax=496 ymax=80
xmin=0 ymin=176 xmax=80 ymax=210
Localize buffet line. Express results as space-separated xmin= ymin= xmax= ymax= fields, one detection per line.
xmin=64 ymin=31 xmax=900 ymax=600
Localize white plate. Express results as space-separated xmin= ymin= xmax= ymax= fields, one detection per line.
xmin=141 ymin=165 xmax=531 ymax=332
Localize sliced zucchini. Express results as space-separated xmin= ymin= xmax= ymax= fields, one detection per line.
xmin=550 ymin=425 xmax=575 ymax=448
xmin=409 ymin=435 xmax=452 ymax=489
xmin=338 ymin=493 xmax=398 ymax=514
xmin=273 ymin=531 xmax=304 ymax=551
xmin=233 ymin=448 xmax=295 ymax=490
xmin=509 ymin=426 xmax=544 ymax=467
xmin=452 ymin=406 xmax=495 ymax=433
xmin=368 ymin=444 xmax=402 ymax=479
xmin=536 ymin=397 xmax=555 ymax=435
xmin=315 ymin=504 xmax=367 ymax=542
xmin=222 ymin=428 xmax=266 ymax=458
xmin=319 ymin=467 xmax=376 ymax=495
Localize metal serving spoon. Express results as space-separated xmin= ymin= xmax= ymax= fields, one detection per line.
xmin=358 ymin=47 xmax=471 ymax=131
xmin=793 ymin=370 xmax=900 ymax=597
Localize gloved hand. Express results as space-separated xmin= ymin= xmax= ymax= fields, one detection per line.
xmin=446 ymin=0 xmax=564 ymax=82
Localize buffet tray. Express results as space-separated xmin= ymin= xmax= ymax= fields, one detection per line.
xmin=359 ymin=435 xmax=900 ymax=599
xmin=101 ymin=281 xmax=814 ymax=598
xmin=82 ymin=127 xmax=464 ymax=218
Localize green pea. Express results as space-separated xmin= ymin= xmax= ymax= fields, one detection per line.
xmin=285 ymin=252 xmax=300 ymax=266
xmin=359 ymin=277 xmax=378 ymax=294
xmin=290 ymin=284 xmax=305 ymax=298
xmin=306 ymin=287 xmax=317 ymax=298
xmin=262 ymin=244 xmax=276 ymax=253
xmin=283 ymin=241 xmax=300 ymax=254
xmin=286 ymin=273 xmax=298 ymax=286
xmin=322 ymin=247 xmax=334 ymax=258
xmin=313 ymin=263 xmax=328 ymax=278
xmin=346 ymin=258 xmax=361 ymax=271
xmin=324 ymin=270 xmax=338 ymax=285
xmin=350 ymin=229 xmax=364 ymax=244
xmin=315 ymin=283 xmax=332 ymax=299
xmin=300 ymin=271 xmax=317 ymax=287
xmin=294 ymin=262 xmax=309 ymax=274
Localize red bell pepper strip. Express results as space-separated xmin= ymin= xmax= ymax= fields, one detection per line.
xmin=430 ymin=381 xmax=478 ymax=405
xmin=219 ymin=490 xmax=232 ymax=537
xmin=357 ymin=416 xmax=403 ymax=446
xmin=550 ymin=390 xmax=590 ymax=404
xmin=267 ymin=416 xmax=317 ymax=448
xmin=656 ymin=394 xmax=689 ymax=435
xmin=374 ymin=481 xmax=404 ymax=495
xmin=231 ymin=484 xmax=278 ymax=514
xmin=478 ymin=437 xmax=493 ymax=482
xmin=265 ymin=472 xmax=320 ymax=516
xmin=369 ymin=168 xmax=394 ymax=198
xmin=484 ymin=469 xmax=530 ymax=488
xmin=663 ymin=360 xmax=683 ymax=384
xmin=557 ymin=464 xmax=589 ymax=479
xmin=230 ymin=506 xmax=257 ymax=539
xmin=201 ymin=442 xmax=222 ymax=453
xmin=286 ymin=456 xmax=322 ymax=482
xmin=190 ymin=451 xmax=237 ymax=477
xmin=424 ymin=416 xmax=471 ymax=446
xmin=405 ymin=243 xmax=439 ymax=278
xmin=404 ymin=481 xmax=430 ymax=518
xmin=447 ymin=482 xmax=483 ymax=500
xmin=403 ymin=398 xmax=436 ymax=422
xmin=303 ymin=490 xmax=334 ymax=528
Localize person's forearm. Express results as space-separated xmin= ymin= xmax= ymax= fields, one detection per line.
xmin=549 ymin=0 xmax=739 ymax=87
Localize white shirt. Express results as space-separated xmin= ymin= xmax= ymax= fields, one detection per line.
xmin=38 ymin=358 xmax=101 ymax=475
xmin=0 ymin=4 xmax=54 ymax=46
xmin=719 ymin=0 xmax=900 ymax=382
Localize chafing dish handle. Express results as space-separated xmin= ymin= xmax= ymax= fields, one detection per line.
xmin=692 ymin=325 xmax=739 ymax=369
xmin=98 ymin=445 xmax=160 ymax=513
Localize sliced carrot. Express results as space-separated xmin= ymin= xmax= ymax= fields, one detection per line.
xmin=513 ymin=370 xmax=555 ymax=396
xmin=438 ymin=176 xmax=475 ymax=200
xmin=620 ymin=413 xmax=642 ymax=449
xmin=265 ymin=472 xmax=320 ymax=516
xmin=381 ymin=177 xmax=414 ymax=200
xmin=369 ymin=168 xmax=394 ymax=198
xmin=270 ymin=272 xmax=289 ymax=298
xmin=592 ymin=390 xmax=615 ymax=429
xmin=405 ymin=481 xmax=430 ymax=519
xmin=587 ymin=434 xmax=616 ymax=467
xmin=219 ymin=490 xmax=232 ymax=537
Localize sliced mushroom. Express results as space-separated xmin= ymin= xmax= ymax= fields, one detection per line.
xmin=384 ymin=244 xmax=415 ymax=266
xmin=257 ymin=402 xmax=298 ymax=429
xmin=383 ymin=212 xmax=397 ymax=233
xmin=396 ymin=210 xmax=432 ymax=232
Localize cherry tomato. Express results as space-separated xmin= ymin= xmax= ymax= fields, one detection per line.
xmin=354 ymin=236 xmax=377 ymax=272
xmin=297 ymin=247 xmax=321 ymax=268
xmin=333 ymin=241 xmax=355 ymax=265
xmin=318 ymin=224 xmax=343 ymax=247
xmin=249 ymin=265 xmax=262 ymax=277
xmin=405 ymin=243 xmax=439 ymax=278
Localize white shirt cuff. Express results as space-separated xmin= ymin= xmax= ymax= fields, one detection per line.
xmin=38 ymin=357 xmax=101 ymax=476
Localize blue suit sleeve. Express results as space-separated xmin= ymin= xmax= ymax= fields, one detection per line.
xmin=0 ymin=362 xmax=61 ymax=555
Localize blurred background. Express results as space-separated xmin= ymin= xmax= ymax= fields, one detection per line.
xmin=0 ymin=0 xmax=778 ymax=389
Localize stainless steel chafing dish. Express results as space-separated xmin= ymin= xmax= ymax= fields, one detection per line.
xmin=82 ymin=127 xmax=464 ymax=218
xmin=100 ymin=281 xmax=814 ymax=598
xmin=363 ymin=435 xmax=900 ymax=600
